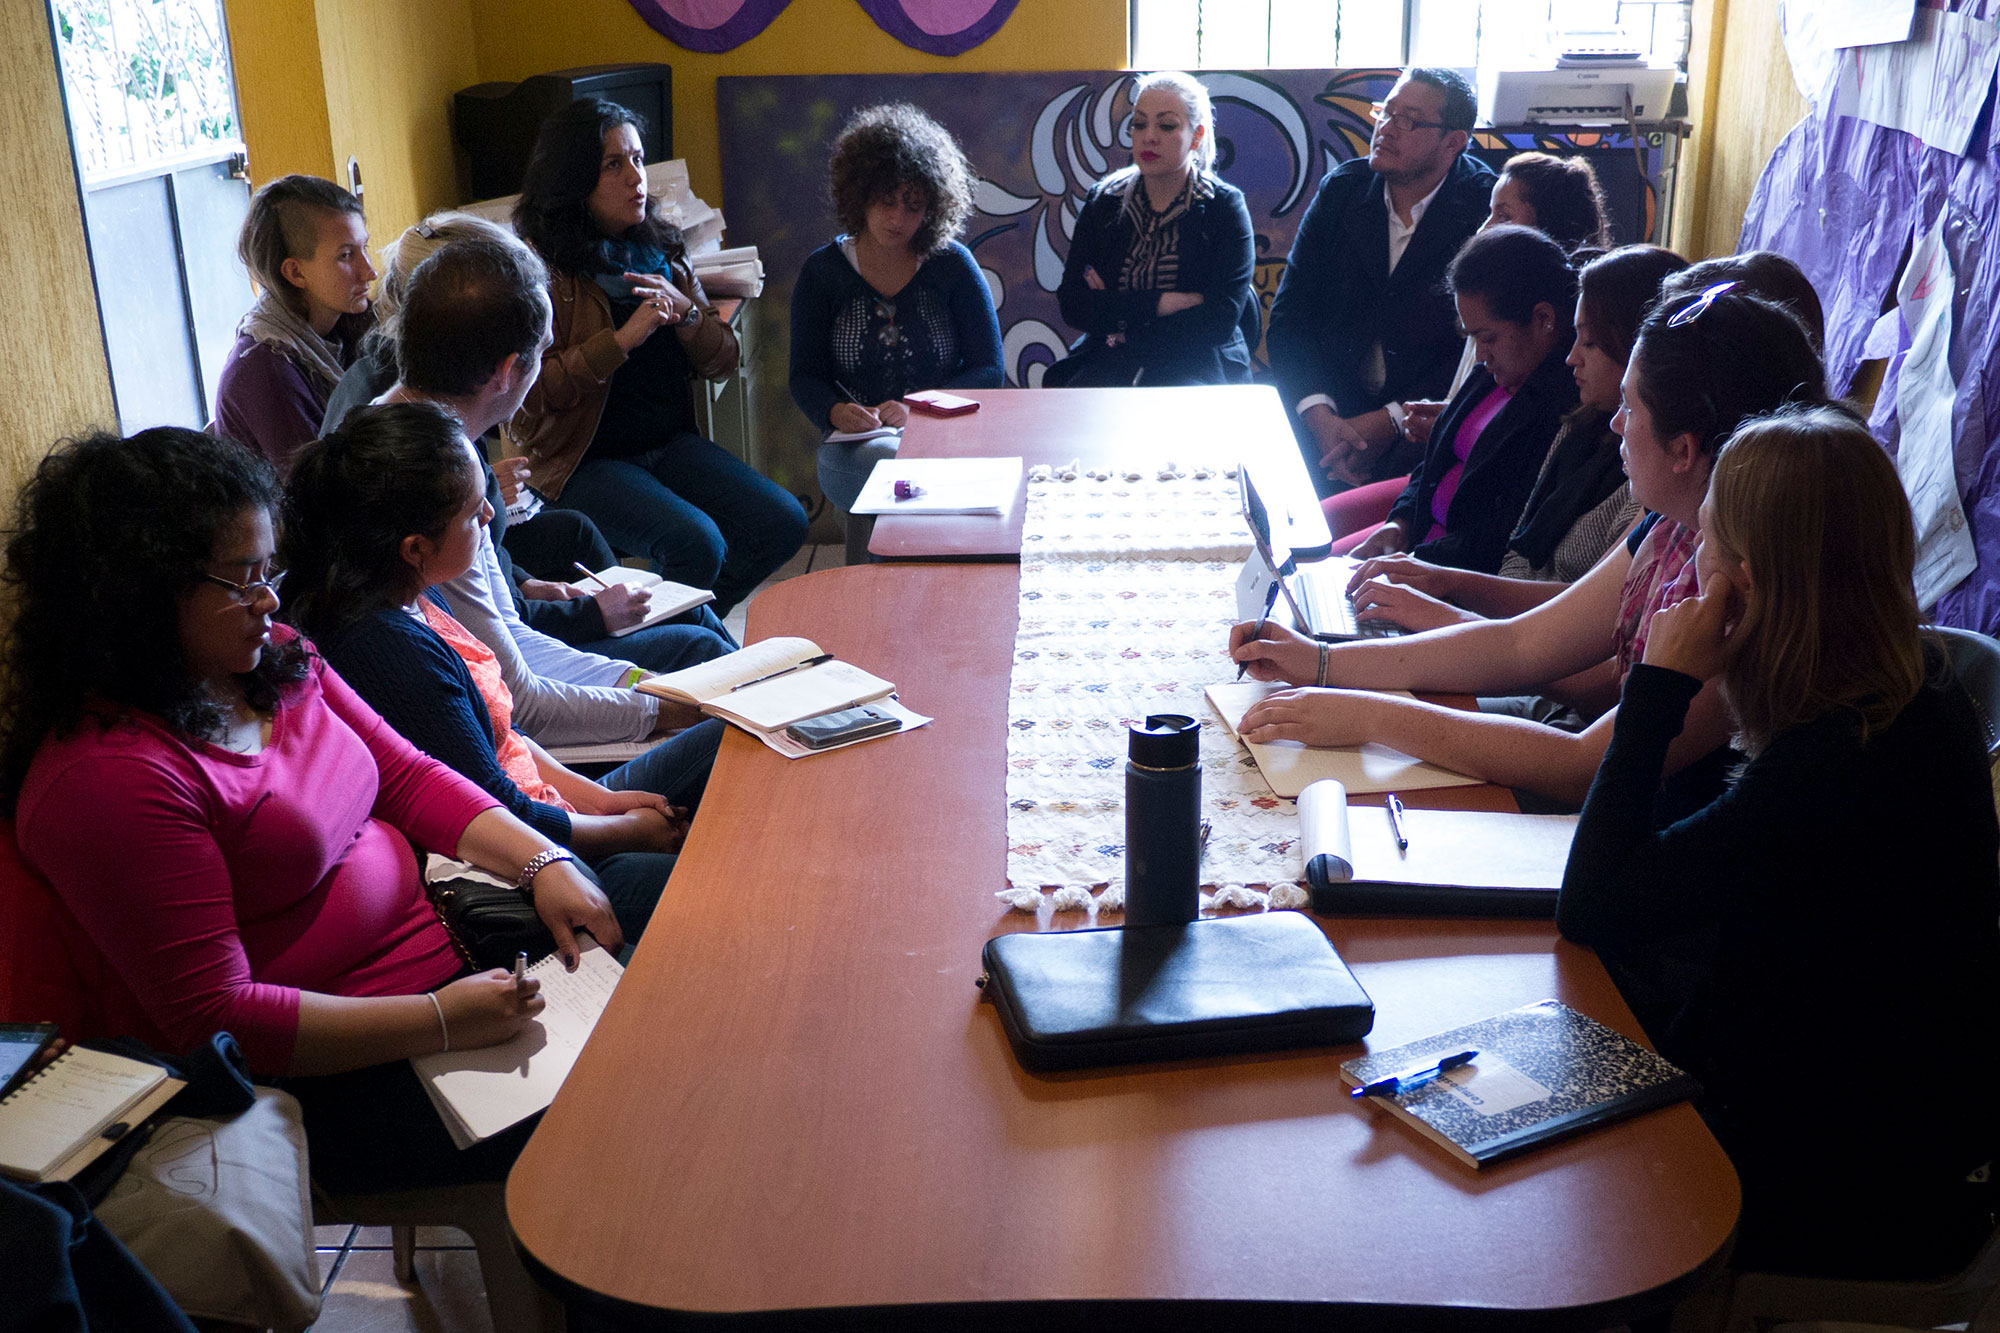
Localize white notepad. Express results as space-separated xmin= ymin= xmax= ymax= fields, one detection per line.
xmin=637 ymin=636 xmax=896 ymax=733
xmin=850 ymin=457 xmax=1023 ymax=515
xmin=584 ymin=565 xmax=716 ymax=637
xmin=412 ymin=947 xmax=623 ymax=1149
xmin=1205 ymin=680 xmax=1482 ymax=797
xmin=0 ymin=1046 xmax=184 ymax=1182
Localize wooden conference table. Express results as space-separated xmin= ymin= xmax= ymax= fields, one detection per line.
xmin=509 ymin=562 xmax=1740 ymax=1327
xmin=869 ymin=385 xmax=1332 ymax=561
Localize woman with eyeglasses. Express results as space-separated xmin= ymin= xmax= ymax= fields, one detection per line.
xmin=510 ymin=98 xmax=806 ymax=617
xmin=1559 ymin=406 xmax=2000 ymax=1279
xmin=1230 ymin=284 xmax=1827 ymax=812
xmin=3 ymin=427 xmax=621 ymax=1192
xmin=1046 ymin=70 xmax=1256 ymax=389
xmin=788 ymin=103 xmax=1003 ymax=515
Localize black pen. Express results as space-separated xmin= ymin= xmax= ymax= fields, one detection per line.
xmin=1349 ymin=1049 xmax=1478 ymax=1098
xmin=1385 ymin=793 xmax=1409 ymax=852
xmin=1236 ymin=577 xmax=1283 ymax=682
xmin=729 ymin=653 xmax=835 ymax=692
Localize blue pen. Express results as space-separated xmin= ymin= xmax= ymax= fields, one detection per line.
xmin=1349 ymin=1049 xmax=1478 ymax=1099
xmin=1236 ymin=577 xmax=1283 ymax=682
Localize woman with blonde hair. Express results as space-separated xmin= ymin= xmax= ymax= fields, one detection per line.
xmin=1048 ymin=71 xmax=1255 ymax=388
xmin=1559 ymin=405 xmax=2000 ymax=1278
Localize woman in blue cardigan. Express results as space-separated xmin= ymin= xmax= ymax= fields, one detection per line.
xmin=789 ymin=103 xmax=1003 ymax=512
xmin=1048 ymin=71 xmax=1255 ymax=389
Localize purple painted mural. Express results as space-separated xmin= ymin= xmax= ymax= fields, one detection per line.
xmin=626 ymin=0 xmax=791 ymax=53
xmin=1743 ymin=93 xmax=2000 ymax=630
xmin=856 ymin=0 xmax=1022 ymax=55
xmin=718 ymin=69 xmax=1670 ymax=512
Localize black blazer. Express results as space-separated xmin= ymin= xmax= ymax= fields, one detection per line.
xmin=1266 ymin=154 xmax=1495 ymax=419
xmin=1053 ymin=172 xmax=1255 ymax=386
xmin=1386 ymin=345 xmax=1580 ymax=574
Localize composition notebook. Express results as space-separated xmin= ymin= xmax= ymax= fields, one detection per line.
xmin=413 ymin=946 xmax=623 ymax=1149
xmin=585 ymin=565 xmax=715 ymax=638
xmin=0 ymin=1046 xmax=185 ymax=1182
xmin=1299 ymin=778 xmax=1576 ymax=917
xmin=1340 ymin=999 xmax=1699 ymax=1169
xmin=1205 ymin=681 xmax=1481 ymax=797
xmin=636 ymin=636 xmax=896 ymax=733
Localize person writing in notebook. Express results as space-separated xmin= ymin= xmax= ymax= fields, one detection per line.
xmin=3 ymin=428 xmax=611 ymax=1194
xmin=1558 ymin=407 xmax=2000 ymax=1280
xmin=1229 ymin=285 xmax=1826 ymax=813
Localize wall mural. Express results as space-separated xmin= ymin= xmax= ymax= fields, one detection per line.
xmin=627 ymin=0 xmax=1019 ymax=54
xmin=717 ymin=69 xmax=1668 ymax=511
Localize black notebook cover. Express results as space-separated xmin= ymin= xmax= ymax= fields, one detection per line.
xmin=981 ymin=912 xmax=1375 ymax=1071
xmin=1339 ymin=999 xmax=1700 ymax=1168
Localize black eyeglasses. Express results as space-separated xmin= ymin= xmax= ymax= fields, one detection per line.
xmin=200 ymin=567 xmax=286 ymax=604
xmin=1370 ymin=102 xmax=1448 ymax=134
xmin=1666 ymin=280 xmax=1739 ymax=329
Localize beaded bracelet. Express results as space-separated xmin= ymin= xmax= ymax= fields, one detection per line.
xmin=1317 ymin=642 xmax=1330 ymax=688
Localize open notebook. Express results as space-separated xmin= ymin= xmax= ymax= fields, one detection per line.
xmin=1205 ymin=680 xmax=1480 ymax=797
xmin=637 ymin=636 xmax=895 ymax=733
xmin=413 ymin=947 xmax=623 ymax=1149
xmin=0 ymin=1046 xmax=184 ymax=1182
xmin=1299 ymin=778 xmax=1575 ymax=917
xmin=585 ymin=565 xmax=715 ymax=638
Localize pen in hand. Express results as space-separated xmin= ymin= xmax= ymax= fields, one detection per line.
xmin=1350 ymin=1049 xmax=1478 ymax=1098
xmin=1236 ymin=578 xmax=1283 ymax=682
xmin=513 ymin=950 xmax=529 ymax=992
xmin=571 ymin=561 xmax=611 ymax=591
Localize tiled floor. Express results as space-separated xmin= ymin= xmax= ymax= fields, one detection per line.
xmin=305 ymin=543 xmax=843 ymax=1331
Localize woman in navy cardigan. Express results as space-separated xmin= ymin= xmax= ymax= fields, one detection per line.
xmin=1049 ymin=72 xmax=1255 ymax=389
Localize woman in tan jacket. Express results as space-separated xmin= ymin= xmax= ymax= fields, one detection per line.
xmin=510 ymin=98 xmax=806 ymax=615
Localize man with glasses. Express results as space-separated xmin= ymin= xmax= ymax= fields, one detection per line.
xmin=1267 ymin=68 xmax=1495 ymax=495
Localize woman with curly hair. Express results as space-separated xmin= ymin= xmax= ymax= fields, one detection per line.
xmin=2 ymin=427 xmax=625 ymax=1192
xmin=511 ymin=98 xmax=805 ymax=616
xmin=1049 ymin=71 xmax=1255 ymax=389
xmin=787 ymin=103 xmax=1003 ymax=512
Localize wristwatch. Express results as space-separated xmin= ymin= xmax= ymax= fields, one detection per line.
xmin=678 ymin=303 xmax=702 ymax=328
xmin=517 ymin=847 xmax=577 ymax=894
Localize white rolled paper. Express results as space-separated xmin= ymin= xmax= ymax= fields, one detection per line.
xmin=1297 ymin=779 xmax=1354 ymax=881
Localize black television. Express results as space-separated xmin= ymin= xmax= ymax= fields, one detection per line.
xmin=454 ymin=63 xmax=673 ymax=203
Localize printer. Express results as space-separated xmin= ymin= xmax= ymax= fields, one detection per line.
xmin=1477 ymin=31 xmax=1678 ymax=125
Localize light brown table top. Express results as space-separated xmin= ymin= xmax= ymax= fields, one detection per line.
xmin=509 ymin=564 xmax=1739 ymax=1326
xmin=868 ymin=385 xmax=1332 ymax=561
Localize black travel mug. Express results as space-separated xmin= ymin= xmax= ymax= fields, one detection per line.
xmin=1125 ymin=713 xmax=1202 ymax=926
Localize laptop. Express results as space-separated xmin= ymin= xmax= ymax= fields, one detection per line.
xmin=1238 ymin=469 xmax=1400 ymax=643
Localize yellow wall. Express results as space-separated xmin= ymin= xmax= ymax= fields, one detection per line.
xmin=230 ymin=0 xmax=478 ymax=250
xmin=0 ymin=0 xmax=116 ymax=503
xmin=1673 ymin=0 xmax=1807 ymax=258
xmin=467 ymin=0 xmax=1131 ymax=207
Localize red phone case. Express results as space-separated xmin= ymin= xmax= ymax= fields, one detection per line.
xmin=905 ymin=391 xmax=980 ymax=417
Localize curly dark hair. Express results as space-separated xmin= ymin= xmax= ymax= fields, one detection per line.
xmin=1497 ymin=152 xmax=1611 ymax=254
xmin=828 ymin=104 xmax=975 ymax=257
xmin=514 ymin=97 xmax=685 ymax=277
xmin=0 ymin=428 xmax=307 ymax=810
xmin=281 ymin=401 xmax=482 ymax=643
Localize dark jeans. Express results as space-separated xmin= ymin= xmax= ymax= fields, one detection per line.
xmin=283 ymin=1058 xmax=539 ymax=1194
xmin=500 ymin=506 xmax=615 ymax=583
xmin=583 ymin=717 xmax=725 ymax=940
xmin=562 ymin=433 xmax=808 ymax=616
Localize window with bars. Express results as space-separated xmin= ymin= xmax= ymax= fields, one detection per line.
xmin=1130 ymin=0 xmax=1692 ymax=74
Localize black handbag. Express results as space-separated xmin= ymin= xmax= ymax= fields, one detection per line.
xmin=979 ymin=911 xmax=1375 ymax=1071
xmin=420 ymin=856 xmax=559 ymax=972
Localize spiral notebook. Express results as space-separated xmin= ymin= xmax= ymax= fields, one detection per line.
xmin=0 ymin=1046 xmax=184 ymax=1182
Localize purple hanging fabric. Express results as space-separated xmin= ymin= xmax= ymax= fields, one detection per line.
xmin=854 ymin=0 xmax=1021 ymax=56
xmin=625 ymin=0 xmax=793 ymax=53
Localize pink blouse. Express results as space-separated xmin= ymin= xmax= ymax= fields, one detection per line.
xmin=16 ymin=636 xmax=500 ymax=1074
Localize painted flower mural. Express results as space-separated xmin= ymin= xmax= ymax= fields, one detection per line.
xmin=626 ymin=0 xmax=1021 ymax=54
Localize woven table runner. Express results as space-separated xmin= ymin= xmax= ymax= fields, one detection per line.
xmin=1002 ymin=468 xmax=1310 ymax=917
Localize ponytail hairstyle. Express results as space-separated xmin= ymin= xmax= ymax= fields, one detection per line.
xmin=0 ymin=428 xmax=305 ymax=808
xmin=281 ymin=401 xmax=481 ymax=640
xmin=1703 ymin=405 xmax=1923 ymax=755
xmin=1495 ymin=152 xmax=1611 ymax=254
xmin=1130 ymin=70 xmax=1218 ymax=174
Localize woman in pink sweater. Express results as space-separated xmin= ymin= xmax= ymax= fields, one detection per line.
xmin=2 ymin=427 xmax=619 ymax=1190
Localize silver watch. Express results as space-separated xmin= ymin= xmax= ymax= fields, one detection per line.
xmin=517 ymin=847 xmax=577 ymax=894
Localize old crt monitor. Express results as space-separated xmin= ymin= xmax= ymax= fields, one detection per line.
xmin=455 ymin=63 xmax=672 ymax=202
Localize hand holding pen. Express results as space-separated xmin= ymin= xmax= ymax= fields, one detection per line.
xmin=1236 ymin=578 xmax=1283 ymax=682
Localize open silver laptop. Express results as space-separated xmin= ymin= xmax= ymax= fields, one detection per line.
xmin=1238 ymin=469 xmax=1400 ymax=642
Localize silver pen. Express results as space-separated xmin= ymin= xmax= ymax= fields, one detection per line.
xmin=1385 ymin=794 xmax=1409 ymax=852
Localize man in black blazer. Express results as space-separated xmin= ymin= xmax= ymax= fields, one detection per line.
xmin=1266 ymin=68 xmax=1496 ymax=494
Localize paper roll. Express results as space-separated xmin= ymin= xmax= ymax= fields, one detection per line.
xmin=1298 ymin=779 xmax=1353 ymax=882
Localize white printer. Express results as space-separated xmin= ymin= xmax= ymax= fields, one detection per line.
xmin=1477 ymin=32 xmax=1678 ymax=124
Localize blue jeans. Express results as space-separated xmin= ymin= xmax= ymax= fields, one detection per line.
xmin=583 ymin=717 xmax=726 ymax=942
xmin=562 ymin=434 xmax=808 ymax=616
xmin=572 ymin=605 xmax=739 ymax=675
xmin=817 ymin=435 xmax=900 ymax=513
